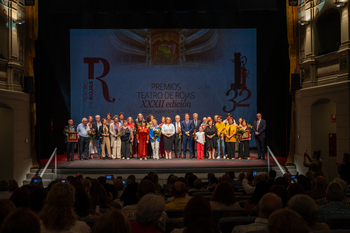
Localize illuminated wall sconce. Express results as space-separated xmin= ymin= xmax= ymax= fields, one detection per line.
xmin=305 ymin=8 xmax=311 ymax=21
xmin=298 ymin=20 xmax=308 ymax=25
xmin=334 ymin=0 xmax=346 ymax=7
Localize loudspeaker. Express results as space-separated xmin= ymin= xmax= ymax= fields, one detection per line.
xmin=289 ymin=0 xmax=298 ymax=6
xmin=24 ymin=76 xmax=34 ymax=93
xmin=291 ymin=73 xmax=301 ymax=90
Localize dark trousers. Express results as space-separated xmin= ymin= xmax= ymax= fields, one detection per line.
xmin=226 ymin=142 xmax=235 ymax=159
xmin=255 ymin=136 xmax=266 ymax=159
xmin=66 ymin=142 xmax=75 ymax=161
xmin=239 ymin=140 xmax=250 ymax=158
xmin=121 ymin=140 xmax=130 ymax=159
xmin=96 ymin=139 xmax=101 ymax=157
xmin=147 ymin=142 xmax=153 ymax=158
xmin=182 ymin=135 xmax=193 ymax=158
xmin=174 ymin=135 xmax=182 ymax=156
xmin=79 ymin=137 xmax=90 ymax=159
xmin=192 ymin=139 xmax=197 ymax=157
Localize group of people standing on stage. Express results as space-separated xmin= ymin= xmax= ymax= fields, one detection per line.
xmin=64 ymin=111 xmax=267 ymax=162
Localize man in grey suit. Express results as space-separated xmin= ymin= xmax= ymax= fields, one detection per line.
xmin=252 ymin=113 xmax=266 ymax=160
xmin=110 ymin=115 xmax=122 ymax=159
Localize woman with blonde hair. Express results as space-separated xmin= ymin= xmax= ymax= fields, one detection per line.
xmin=161 ymin=117 xmax=175 ymax=159
xmin=92 ymin=209 xmax=131 ymax=233
xmin=40 ymin=182 xmax=90 ymax=233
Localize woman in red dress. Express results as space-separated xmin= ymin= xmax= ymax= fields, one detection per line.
xmin=159 ymin=116 xmax=166 ymax=158
xmin=136 ymin=120 xmax=150 ymax=160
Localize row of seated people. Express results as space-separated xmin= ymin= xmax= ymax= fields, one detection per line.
xmin=0 ymin=169 xmax=350 ymax=233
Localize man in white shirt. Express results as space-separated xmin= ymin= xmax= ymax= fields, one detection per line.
xmin=232 ymin=193 xmax=282 ymax=233
xmin=173 ymin=115 xmax=182 ymax=158
xmin=77 ymin=118 xmax=90 ymax=160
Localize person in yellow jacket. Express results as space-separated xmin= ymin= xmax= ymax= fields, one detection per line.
xmin=215 ymin=116 xmax=226 ymax=159
xmin=224 ymin=117 xmax=237 ymax=159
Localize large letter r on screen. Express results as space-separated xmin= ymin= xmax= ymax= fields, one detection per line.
xmin=84 ymin=57 xmax=115 ymax=102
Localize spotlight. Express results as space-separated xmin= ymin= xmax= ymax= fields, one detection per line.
xmin=298 ymin=20 xmax=308 ymax=25
xmin=334 ymin=0 xmax=346 ymax=7
xmin=15 ymin=19 xmax=25 ymax=24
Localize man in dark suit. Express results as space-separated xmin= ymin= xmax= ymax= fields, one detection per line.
xmin=92 ymin=115 xmax=102 ymax=158
xmin=192 ymin=113 xmax=201 ymax=158
xmin=173 ymin=115 xmax=182 ymax=158
xmin=181 ymin=113 xmax=194 ymax=159
xmin=252 ymin=113 xmax=266 ymax=160
xmin=63 ymin=119 xmax=77 ymax=162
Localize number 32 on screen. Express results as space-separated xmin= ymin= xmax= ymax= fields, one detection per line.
xmin=223 ymin=88 xmax=251 ymax=113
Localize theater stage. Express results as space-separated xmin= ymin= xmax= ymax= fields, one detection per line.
xmin=39 ymin=151 xmax=288 ymax=176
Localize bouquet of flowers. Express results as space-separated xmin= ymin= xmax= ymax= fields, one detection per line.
xmin=154 ymin=128 xmax=161 ymax=138
xmin=219 ymin=128 xmax=225 ymax=136
xmin=192 ymin=129 xmax=197 ymax=138
xmin=178 ymin=129 xmax=182 ymax=139
xmin=64 ymin=128 xmax=70 ymax=134
xmin=132 ymin=127 xmax=137 ymax=135
xmin=236 ymin=128 xmax=246 ymax=143
xmin=202 ymin=126 xmax=206 ymax=131
xmin=247 ymin=124 xmax=252 ymax=129
xmin=88 ymin=130 xmax=96 ymax=142
xmin=116 ymin=132 xmax=124 ymax=138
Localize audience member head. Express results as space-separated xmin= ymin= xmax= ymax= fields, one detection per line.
xmin=103 ymin=183 xmax=117 ymax=203
xmin=313 ymin=150 xmax=321 ymax=159
xmin=137 ymin=180 xmax=155 ymax=199
xmin=283 ymin=173 xmax=291 ymax=184
xmin=127 ymin=175 xmax=136 ymax=185
xmin=74 ymin=186 xmax=91 ymax=218
xmin=274 ymin=177 xmax=289 ymax=188
xmin=226 ymin=170 xmax=235 ymax=180
xmin=209 ymin=176 xmax=218 ymax=187
xmin=238 ymin=172 xmax=245 ymax=182
xmin=149 ymin=174 xmax=160 ymax=187
xmin=29 ymin=188 xmax=47 ymax=215
xmin=312 ymin=176 xmax=326 ymax=190
xmin=82 ymin=179 xmax=92 ymax=194
xmin=269 ymin=184 xmax=288 ymax=208
xmin=90 ymin=180 xmax=108 ymax=207
xmin=287 ymin=183 xmax=305 ymax=199
xmin=221 ymin=174 xmax=231 ymax=183
xmin=71 ymin=180 xmax=84 ymax=189
xmin=258 ymin=193 xmax=282 ymax=219
xmin=136 ymin=194 xmax=165 ymax=226
xmin=207 ymin=173 xmax=215 ymax=181
xmin=211 ymin=181 xmax=237 ymax=205
xmin=92 ymin=209 xmax=131 ymax=233
xmin=40 ymin=183 xmax=76 ymax=231
xmin=76 ymin=173 xmax=84 ymax=180
xmin=0 ymin=180 xmax=8 ymax=191
xmin=97 ymin=176 xmax=107 ymax=185
xmin=269 ymin=170 xmax=277 ymax=179
xmin=268 ymin=209 xmax=309 ymax=233
xmin=188 ymin=175 xmax=198 ymax=188
xmin=121 ymin=182 xmax=139 ymax=207
xmin=171 ymin=181 xmax=187 ymax=199
xmin=251 ymin=181 xmax=269 ymax=204
xmin=177 ymin=177 xmax=189 ymax=188
xmin=333 ymin=177 xmax=348 ymax=196
xmin=0 ymin=199 xmax=15 ymax=227
xmin=47 ymin=180 xmax=58 ymax=192
xmin=169 ymin=175 xmax=178 ymax=185
xmin=167 ymin=174 xmax=175 ymax=184
xmin=288 ymin=195 xmax=319 ymax=227
xmin=326 ymin=182 xmax=344 ymax=202
xmin=183 ymin=217 xmax=220 ymax=233
xmin=9 ymin=187 xmax=30 ymax=208
xmin=113 ymin=178 xmax=124 ymax=191
xmin=185 ymin=172 xmax=194 ymax=180
xmin=184 ymin=195 xmax=212 ymax=227
xmin=7 ymin=180 xmax=18 ymax=192
xmin=0 ymin=208 xmax=40 ymax=233
xmin=297 ymin=175 xmax=311 ymax=191
xmin=194 ymin=179 xmax=203 ymax=190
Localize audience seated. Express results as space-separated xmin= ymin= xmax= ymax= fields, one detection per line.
xmin=232 ymin=172 xmax=245 ymax=189
xmin=282 ymin=173 xmax=291 ymax=184
xmin=9 ymin=187 xmax=30 ymax=208
xmin=40 ymin=182 xmax=91 ymax=233
xmin=233 ymin=193 xmax=282 ymax=233
xmin=268 ymin=170 xmax=277 ymax=179
xmin=288 ymin=194 xmax=330 ymax=232
xmin=318 ymin=182 xmax=350 ymax=222
xmin=305 ymin=176 xmax=327 ymax=200
xmin=92 ymin=209 xmax=131 ymax=233
xmin=149 ymin=174 xmax=163 ymax=195
xmin=268 ymin=185 xmax=288 ymax=208
xmin=130 ymin=194 xmax=165 ymax=233
xmin=165 ymin=181 xmax=188 ymax=211
xmin=338 ymin=152 xmax=350 ymax=184
xmin=297 ymin=175 xmax=312 ymax=192
xmin=127 ymin=175 xmax=136 ymax=185
xmin=172 ymin=195 xmax=215 ymax=233
xmin=207 ymin=176 xmax=219 ymax=192
xmin=244 ymin=182 xmax=269 ymax=215
xmin=317 ymin=177 xmax=350 ymax=206
xmin=0 ymin=207 xmax=41 ymax=233
xmin=183 ymin=217 xmax=220 ymax=233
xmin=82 ymin=179 xmax=92 ymax=194
xmin=89 ymin=180 xmax=110 ymax=213
xmin=113 ymin=178 xmax=124 ymax=199
xmin=120 ymin=182 xmax=139 ymax=207
xmin=210 ymin=181 xmax=240 ymax=210
xmin=273 ymin=177 xmax=289 ymax=188
xmin=268 ymin=209 xmax=309 ymax=233
xmin=0 ymin=180 xmax=12 ymax=199
xmin=187 ymin=175 xmax=198 ymax=189
xmin=74 ymin=186 xmax=98 ymax=229
xmin=287 ymin=183 xmax=305 ymax=200
xmin=0 ymin=199 xmax=15 ymax=227
xmin=29 ymin=188 xmax=47 ymax=217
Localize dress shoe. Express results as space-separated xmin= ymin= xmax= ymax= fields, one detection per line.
xmin=179 ymin=156 xmax=182 ymax=159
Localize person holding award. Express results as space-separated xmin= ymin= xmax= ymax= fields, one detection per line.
xmin=63 ymin=119 xmax=77 ymax=162
xmin=110 ymin=116 xmax=122 ymax=159
xmin=120 ymin=119 xmax=133 ymax=159
xmin=149 ymin=119 xmax=161 ymax=160
xmin=224 ymin=117 xmax=237 ymax=160
xmin=137 ymin=120 xmax=150 ymax=160
xmin=162 ymin=117 xmax=175 ymax=159
xmin=238 ymin=119 xmax=251 ymax=159
xmin=99 ymin=118 xmax=111 ymax=159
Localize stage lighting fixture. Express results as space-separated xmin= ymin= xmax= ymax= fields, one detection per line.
xmin=334 ymin=0 xmax=346 ymax=7
xmin=298 ymin=20 xmax=308 ymax=25
xmin=15 ymin=19 xmax=25 ymax=24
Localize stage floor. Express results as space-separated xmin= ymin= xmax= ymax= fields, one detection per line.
xmin=40 ymin=151 xmax=287 ymax=170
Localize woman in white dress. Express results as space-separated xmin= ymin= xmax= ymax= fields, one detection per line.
xmin=88 ymin=116 xmax=97 ymax=159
